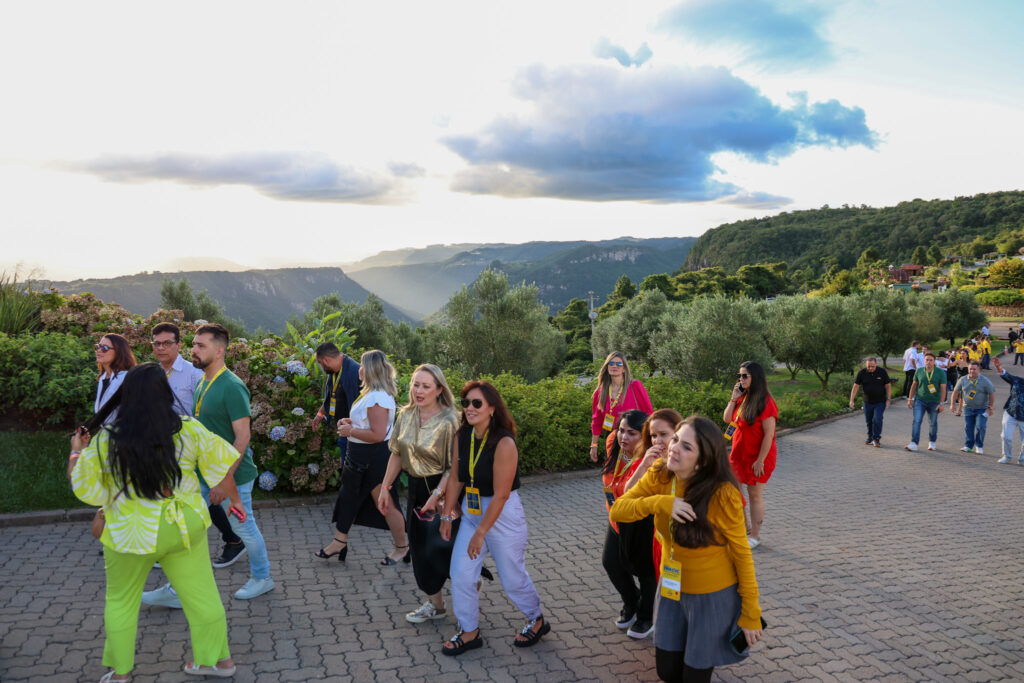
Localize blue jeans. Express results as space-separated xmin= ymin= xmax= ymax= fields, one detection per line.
xmin=963 ymin=408 xmax=988 ymax=449
xmin=863 ymin=401 xmax=886 ymax=441
xmin=200 ymin=479 xmax=271 ymax=580
xmin=911 ymin=400 xmax=940 ymax=445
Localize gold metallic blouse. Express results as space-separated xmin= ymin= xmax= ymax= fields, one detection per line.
xmin=388 ymin=405 xmax=459 ymax=478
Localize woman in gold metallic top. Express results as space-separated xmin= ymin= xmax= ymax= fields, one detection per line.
xmin=378 ymin=364 xmax=461 ymax=623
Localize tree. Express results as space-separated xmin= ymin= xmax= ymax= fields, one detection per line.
xmin=552 ymin=298 xmax=593 ymax=369
xmin=159 ymin=277 xmax=247 ymax=338
xmin=907 ymin=294 xmax=943 ymax=345
xmin=591 ymin=289 xmax=679 ymax=370
xmin=816 ymin=269 xmax=861 ymax=296
xmin=440 ymin=269 xmax=565 ymax=382
xmin=853 ymin=288 xmax=916 ymax=368
xmin=933 ymin=289 xmax=987 ymax=346
xmin=651 ymin=295 xmax=772 ymax=385
xmin=949 ymin=262 xmax=970 ymax=287
xmin=911 ymin=246 xmax=928 ymax=265
xmin=986 ymin=258 xmax=1024 ymax=288
xmin=760 ymin=296 xmax=806 ymax=380
xmin=595 ymin=274 xmax=637 ymax=321
xmin=927 ymin=245 xmax=944 ymax=265
xmin=735 ymin=264 xmax=788 ymax=298
xmin=639 ymin=273 xmax=675 ymax=299
xmin=790 ymin=296 xmax=872 ymax=389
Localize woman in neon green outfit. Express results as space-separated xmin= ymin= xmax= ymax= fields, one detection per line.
xmin=70 ymin=363 xmax=245 ymax=682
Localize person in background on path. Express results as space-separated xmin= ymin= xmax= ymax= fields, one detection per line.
xmin=1007 ymin=327 xmax=1018 ymax=350
xmin=982 ymin=323 xmax=990 ymax=337
xmin=377 ymin=364 xmax=460 ymax=623
xmin=93 ymin=333 xmax=137 ymax=425
xmin=143 ymin=323 xmax=275 ymax=609
xmin=70 ymin=364 xmax=243 ymax=682
xmin=990 ymin=356 xmax=1024 ymax=465
xmin=590 ymin=352 xmax=653 ymax=462
xmin=151 ymin=323 xmax=203 ymax=415
xmin=439 ymin=381 xmax=550 ymax=656
xmin=317 ymin=350 xmax=407 ymax=564
xmin=1013 ymin=337 xmax=1024 ymax=366
xmin=723 ymin=361 xmax=777 ymax=549
xmin=849 ymin=357 xmax=893 ymax=448
xmin=611 ymin=416 xmax=763 ymax=683
xmin=949 ymin=361 xmax=996 ymax=455
xmin=311 ymin=342 xmax=361 ymax=467
xmin=901 ymin=341 xmax=921 ymax=398
xmin=905 ymin=352 xmax=947 ymax=452
xmin=980 ymin=335 xmax=992 ymax=370
xmin=600 ymin=410 xmax=656 ymax=640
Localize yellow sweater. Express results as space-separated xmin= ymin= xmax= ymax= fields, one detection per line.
xmin=610 ymin=464 xmax=762 ymax=629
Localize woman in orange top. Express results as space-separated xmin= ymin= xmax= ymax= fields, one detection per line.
xmin=611 ymin=415 xmax=763 ymax=683
xmin=723 ymin=361 xmax=777 ymax=549
xmin=600 ymin=409 xmax=655 ymax=639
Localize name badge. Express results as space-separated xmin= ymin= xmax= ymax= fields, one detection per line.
xmin=927 ymin=383 xmax=936 ymax=394
xmin=329 ymin=397 xmax=337 ymax=417
xmin=724 ymin=421 xmax=738 ymax=440
xmin=967 ymin=389 xmax=977 ymax=401
xmin=603 ymin=413 xmax=615 ymax=432
xmin=603 ymin=486 xmax=616 ymax=507
xmin=661 ymin=557 xmax=682 ymax=601
xmin=465 ymin=486 xmax=482 ymax=515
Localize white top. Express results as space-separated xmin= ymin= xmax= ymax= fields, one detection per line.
xmin=348 ymin=389 xmax=396 ymax=444
xmin=95 ymin=370 xmax=127 ymax=424
xmin=165 ymin=354 xmax=204 ymax=415
xmin=902 ymin=347 xmax=918 ymax=372
xmin=935 ymin=357 xmax=949 ymax=369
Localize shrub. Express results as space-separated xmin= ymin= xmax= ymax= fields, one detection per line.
xmin=0 ymin=332 xmax=96 ymax=426
xmin=975 ymin=289 xmax=1024 ymax=306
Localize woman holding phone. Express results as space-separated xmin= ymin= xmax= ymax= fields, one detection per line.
xmin=723 ymin=361 xmax=777 ymax=549
xmin=378 ymin=364 xmax=460 ymax=623
xmin=589 ymin=352 xmax=653 ymax=463
xmin=611 ymin=415 xmax=763 ymax=683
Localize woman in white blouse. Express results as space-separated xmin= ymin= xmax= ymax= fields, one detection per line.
xmin=316 ymin=350 xmax=408 ymax=564
xmin=93 ymin=334 xmax=137 ymax=425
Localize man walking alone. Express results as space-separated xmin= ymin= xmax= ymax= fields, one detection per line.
xmin=850 ymin=357 xmax=892 ymax=447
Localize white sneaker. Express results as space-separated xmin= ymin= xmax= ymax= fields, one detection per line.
xmin=998 ymin=456 xmax=1012 ymax=464
xmin=140 ymin=583 xmax=182 ymax=609
xmin=234 ymin=576 xmax=275 ymax=600
xmin=748 ymin=537 xmax=760 ymax=549
xmin=1018 ymin=457 xmax=1024 ymax=466
xmin=975 ymin=447 xmax=983 ymax=455
xmin=960 ymin=446 xmax=971 ymax=452
xmin=904 ymin=443 xmax=918 ymax=452
xmin=928 ymin=442 xmax=937 ymax=451
xmin=406 ymin=601 xmax=446 ymax=623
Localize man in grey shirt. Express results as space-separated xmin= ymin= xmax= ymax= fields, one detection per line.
xmin=151 ymin=322 xmax=204 ymax=414
xmin=950 ymin=361 xmax=996 ymax=454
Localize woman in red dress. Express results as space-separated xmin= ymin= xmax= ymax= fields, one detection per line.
xmin=722 ymin=361 xmax=777 ymax=549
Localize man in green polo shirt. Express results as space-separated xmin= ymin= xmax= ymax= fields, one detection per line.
xmin=906 ymin=351 xmax=947 ymax=452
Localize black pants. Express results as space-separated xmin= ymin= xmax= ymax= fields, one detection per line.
xmin=210 ymin=503 xmax=241 ymax=544
xmin=655 ymin=649 xmax=713 ymax=683
xmin=902 ymin=369 xmax=915 ymax=397
xmin=602 ymin=525 xmax=657 ymax=621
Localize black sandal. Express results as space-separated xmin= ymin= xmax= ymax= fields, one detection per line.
xmin=315 ymin=538 xmax=347 ymax=562
xmin=381 ymin=544 xmax=410 ymax=566
xmin=441 ymin=630 xmax=483 ymax=656
xmin=513 ymin=616 xmax=550 ymax=648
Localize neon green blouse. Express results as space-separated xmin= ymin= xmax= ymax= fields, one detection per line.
xmin=71 ymin=417 xmax=239 ymax=554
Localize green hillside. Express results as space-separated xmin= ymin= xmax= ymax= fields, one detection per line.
xmin=52 ymin=267 xmax=413 ymax=333
xmin=685 ymin=190 xmax=1024 ymax=274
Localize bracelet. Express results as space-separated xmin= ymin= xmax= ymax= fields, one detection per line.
xmin=384 ymin=483 xmax=392 ymax=491
xmin=440 ymin=514 xmax=453 ymax=523
xmin=431 ymin=488 xmax=443 ymax=497
xmin=69 ymin=450 xmax=81 ymax=459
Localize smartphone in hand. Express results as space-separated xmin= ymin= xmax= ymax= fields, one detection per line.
xmin=229 ymin=506 xmax=247 ymax=523
xmin=729 ymin=616 xmax=767 ymax=654
xmin=413 ymin=506 xmax=436 ymax=522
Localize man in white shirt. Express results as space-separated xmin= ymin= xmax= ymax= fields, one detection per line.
xmin=982 ymin=324 xmax=990 ymax=337
xmin=151 ymin=322 xmax=204 ymax=414
xmin=902 ymin=341 xmax=921 ymax=398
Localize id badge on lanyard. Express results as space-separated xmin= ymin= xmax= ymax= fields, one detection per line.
xmin=927 ymin=383 xmax=936 ymax=394
xmin=329 ymin=397 xmax=337 ymax=417
xmin=603 ymin=486 xmax=616 ymax=507
xmin=724 ymin=421 xmax=739 ymax=441
xmin=603 ymin=413 xmax=615 ymax=432
xmin=661 ymin=557 xmax=682 ymax=601
xmin=465 ymin=486 xmax=482 ymax=515
xmin=966 ymin=389 xmax=977 ymax=401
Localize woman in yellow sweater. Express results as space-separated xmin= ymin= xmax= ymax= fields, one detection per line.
xmin=611 ymin=415 xmax=763 ymax=683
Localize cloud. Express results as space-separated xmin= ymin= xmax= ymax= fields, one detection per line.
xmin=65 ymin=152 xmax=419 ymax=204
xmin=442 ymin=63 xmax=876 ymax=203
xmin=657 ymin=0 xmax=835 ymax=69
xmin=592 ymin=37 xmax=652 ymax=68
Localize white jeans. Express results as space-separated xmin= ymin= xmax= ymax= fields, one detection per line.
xmin=450 ymin=490 xmax=542 ymax=632
xmin=1001 ymin=412 xmax=1024 ymax=458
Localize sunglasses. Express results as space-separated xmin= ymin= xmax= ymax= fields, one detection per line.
xmin=608 ymin=361 xmax=625 ymax=367
xmin=460 ymin=398 xmax=484 ymax=409
xmin=151 ymin=340 xmax=178 ymax=349
xmin=737 ymin=373 xmax=750 ymax=379
xmin=94 ymin=343 xmax=113 ymax=352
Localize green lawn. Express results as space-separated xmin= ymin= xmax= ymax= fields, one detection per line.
xmin=0 ymin=431 xmax=84 ymax=513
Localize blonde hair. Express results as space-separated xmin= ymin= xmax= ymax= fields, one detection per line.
xmin=405 ymin=364 xmax=455 ymax=409
xmin=597 ymin=351 xmax=633 ymax=410
xmin=359 ymin=350 xmax=397 ymax=396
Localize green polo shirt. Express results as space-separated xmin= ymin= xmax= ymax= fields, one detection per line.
xmin=193 ymin=367 xmax=258 ymax=485
xmin=913 ymin=367 xmax=947 ymax=404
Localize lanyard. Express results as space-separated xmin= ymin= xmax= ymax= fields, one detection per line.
xmin=194 ymin=366 xmax=226 ymax=417
xmin=326 ymin=373 xmax=336 ymax=415
xmin=468 ymin=429 xmax=489 ymax=487
xmin=607 ymin=382 xmax=626 ymax=411
xmin=924 ymin=368 xmax=935 ymax=385
xmin=668 ymin=477 xmax=678 ymax=561
xmin=611 ymin=451 xmax=633 ymax=480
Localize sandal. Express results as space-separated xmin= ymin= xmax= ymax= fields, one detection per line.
xmin=381 ymin=544 xmax=410 ymax=566
xmin=441 ymin=630 xmax=483 ymax=656
xmin=183 ymin=661 xmax=237 ymax=677
xmin=513 ymin=616 xmax=551 ymax=648
xmin=99 ymin=672 xmax=129 ymax=683
xmin=315 ymin=538 xmax=347 ymax=562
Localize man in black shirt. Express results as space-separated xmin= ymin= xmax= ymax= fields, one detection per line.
xmin=850 ymin=357 xmax=893 ymax=447
xmin=312 ymin=342 xmax=361 ymax=465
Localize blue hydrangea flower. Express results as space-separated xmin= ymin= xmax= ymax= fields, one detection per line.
xmin=269 ymin=425 xmax=286 ymax=441
xmin=285 ymin=360 xmax=309 ymax=376
xmin=258 ymin=471 xmax=278 ymax=491
xmin=273 ymin=376 xmax=286 ymax=384
xmin=291 ymin=407 xmax=305 ymax=416
xmin=308 ymin=463 xmax=320 ymax=475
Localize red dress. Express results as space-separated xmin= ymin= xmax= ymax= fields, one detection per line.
xmin=728 ymin=395 xmax=778 ymax=485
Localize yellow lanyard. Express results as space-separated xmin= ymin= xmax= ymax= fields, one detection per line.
xmin=924 ymin=368 xmax=935 ymax=385
xmin=326 ymin=373 xmax=336 ymax=416
xmin=668 ymin=477 xmax=678 ymax=561
xmin=612 ymin=450 xmax=633 ymax=480
xmin=194 ymin=366 xmax=226 ymax=417
xmin=468 ymin=429 xmax=489 ymax=487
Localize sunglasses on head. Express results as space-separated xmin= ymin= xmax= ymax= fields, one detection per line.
xmin=460 ymin=397 xmax=484 ymax=409
xmin=94 ymin=343 xmax=113 ymax=352
xmin=737 ymin=373 xmax=750 ymax=379
xmin=608 ymin=361 xmax=625 ymax=367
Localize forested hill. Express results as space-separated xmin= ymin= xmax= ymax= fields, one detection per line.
xmin=684 ymin=190 xmax=1024 ymax=274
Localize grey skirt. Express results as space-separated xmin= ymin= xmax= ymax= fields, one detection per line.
xmin=654 ymin=583 xmax=748 ymax=669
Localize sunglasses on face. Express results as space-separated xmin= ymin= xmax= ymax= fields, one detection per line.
xmin=608 ymin=361 xmax=625 ymax=367
xmin=737 ymin=373 xmax=750 ymax=379
xmin=94 ymin=344 xmax=113 ymax=352
xmin=151 ymin=340 xmax=178 ymax=349
xmin=460 ymin=398 xmax=484 ymax=409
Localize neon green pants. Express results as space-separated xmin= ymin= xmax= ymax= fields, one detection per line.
xmin=102 ymin=504 xmax=230 ymax=674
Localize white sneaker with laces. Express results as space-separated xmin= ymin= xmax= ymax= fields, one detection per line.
xmin=406 ymin=601 xmax=446 ymax=623
xmin=905 ymin=442 xmax=918 ymax=452
xmin=975 ymin=447 xmax=983 ymax=454
xmin=928 ymin=442 xmax=936 ymax=451
xmin=748 ymin=537 xmax=760 ymax=549
xmin=960 ymin=446 xmax=971 ymax=452
xmin=998 ymin=456 xmax=1012 ymax=464
xmin=140 ymin=583 xmax=182 ymax=609
xmin=234 ymin=576 xmax=275 ymax=600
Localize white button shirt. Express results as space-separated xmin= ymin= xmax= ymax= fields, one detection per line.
xmin=165 ymin=354 xmax=204 ymax=415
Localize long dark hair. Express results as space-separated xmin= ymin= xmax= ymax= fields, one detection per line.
xmin=459 ymin=380 xmax=517 ymax=450
xmin=653 ymin=415 xmax=741 ymax=549
xmin=96 ymin=333 xmax=137 ymax=379
xmin=104 ymin=363 xmax=183 ymax=500
xmin=739 ymin=360 xmax=770 ymax=425
xmin=637 ymin=408 xmax=684 ymax=455
xmin=603 ymin=409 xmax=648 ymax=475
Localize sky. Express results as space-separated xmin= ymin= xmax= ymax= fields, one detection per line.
xmin=2 ymin=0 xmax=1023 ymax=281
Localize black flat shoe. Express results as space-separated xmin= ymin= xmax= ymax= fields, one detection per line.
xmin=315 ymin=539 xmax=347 ymax=562
xmin=441 ymin=630 xmax=483 ymax=656
xmin=381 ymin=545 xmax=410 ymax=566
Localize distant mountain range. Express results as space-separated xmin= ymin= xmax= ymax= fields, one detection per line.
xmin=50 ymin=236 xmax=698 ymax=331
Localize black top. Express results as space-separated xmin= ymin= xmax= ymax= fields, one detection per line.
xmin=854 ymin=367 xmax=892 ymax=403
xmin=320 ymin=356 xmax=360 ymax=424
xmin=456 ymin=428 xmax=520 ymax=498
